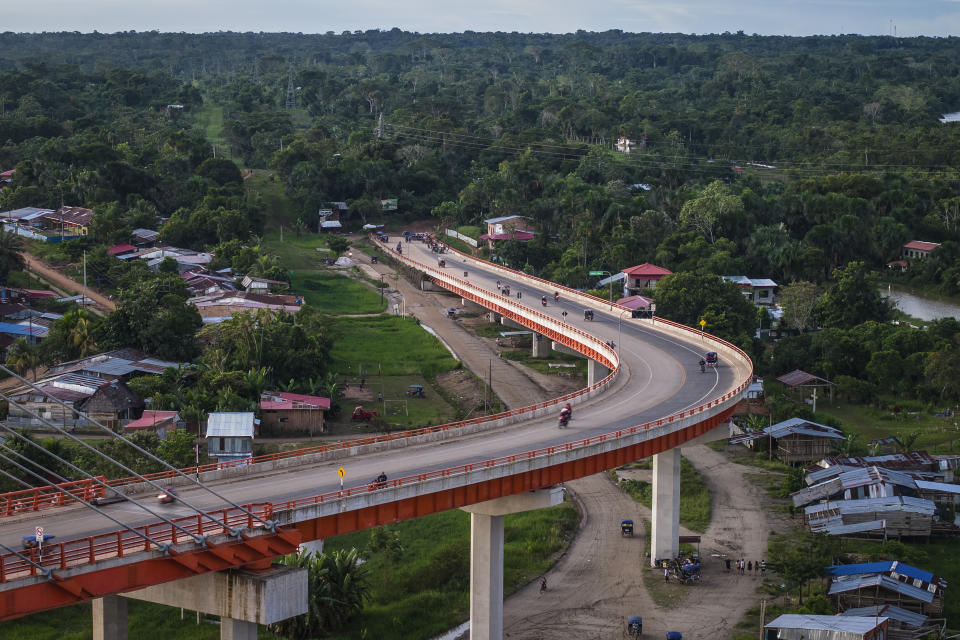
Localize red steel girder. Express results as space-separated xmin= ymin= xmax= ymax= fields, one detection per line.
xmin=0 ymin=529 xmax=301 ymax=622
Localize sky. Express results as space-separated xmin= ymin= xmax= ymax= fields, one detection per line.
xmin=4 ymin=0 xmax=960 ymax=38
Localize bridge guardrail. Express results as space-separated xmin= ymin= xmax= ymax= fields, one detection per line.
xmin=0 ymin=236 xmax=752 ymax=586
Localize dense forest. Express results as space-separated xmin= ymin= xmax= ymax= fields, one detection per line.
xmin=2 ymin=30 xmax=960 ymax=408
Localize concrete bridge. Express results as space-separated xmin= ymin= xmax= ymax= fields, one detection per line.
xmin=0 ymin=235 xmax=753 ymax=639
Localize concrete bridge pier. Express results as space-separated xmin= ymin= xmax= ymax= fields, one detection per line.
xmin=650 ymin=448 xmax=681 ymax=565
xmin=93 ymin=564 xmax=308 ymax=640
xmin=587 ymin=359 xmax=610 ymax=385
xmin=531 ymin=333 xmax=551 ymax=358
xmin=462 ymin=487 xmax=564 ymax=640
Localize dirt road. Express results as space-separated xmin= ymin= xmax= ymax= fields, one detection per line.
xmin=23 ymin=251 xmax=116 ymax=315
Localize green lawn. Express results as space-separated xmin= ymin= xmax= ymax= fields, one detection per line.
xmin=815 ymin=402 xmax=960 ymax=454
xmin=193 ymin=103 xmax=231 ymax=160
xmin=244 ymin=170 xmax=296 ymax=229
xmin=329 ymin=315 xmax=458 ymax=379
xmin=321 ymin=500 xmax=579 ymax=639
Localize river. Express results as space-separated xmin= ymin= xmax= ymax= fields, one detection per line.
xmin=881 ymin=284 xmax=960 ymax=321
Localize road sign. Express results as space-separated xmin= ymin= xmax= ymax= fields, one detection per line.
xmin=699 ymin=319 xmax=706 ymax=328
xmin=589 ymin=271 xmax=605 ymax=276
xmin=337 ymin=467 xmax=345 ymax=478
xmin=35 ymin=526 xmax=43 ymax=549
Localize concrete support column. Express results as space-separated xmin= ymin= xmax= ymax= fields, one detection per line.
xmin=487 ymin=311 xmax=501 ymax=323
xmin=469 ymin=512 xmax=504 ymax=640
xmin=531 ymin=333 xmax=551 ymax=358
xmin=587 ymin=359 xmax=610 ymax=385
xmin=650 ymin=448 xmax=681 ymax=566
xmin=462 ymin=488 xmax=564 ymax=640
xmin=93 ymin=595 xmax=128 ymax=640
xmin=221 ymin=617 xmax=258 ymax=640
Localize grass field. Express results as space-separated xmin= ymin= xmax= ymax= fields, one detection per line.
xmin=321 ymin=500 xmax=579 ymax=639
xmin=193 ymin=103 xmax=231 ymax=160
xmin=244 ymin=170 xmax=296 ymax=229
xmin=815 ymin=402 xmax=960 ymax=454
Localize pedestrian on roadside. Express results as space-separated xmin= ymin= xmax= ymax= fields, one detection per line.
xmin=664 ymin=567 xmax=670 ymax=583
xmin=377 ymin=392 xmax=383 ymax=402
xmin=359 ymin=378 xmax=365 ymax=390
xmin=760 ymin=559 xmax=766 ymax=576
xmin=747 ymin=560 xmax=752 ymax=574
xmin=754 ymin=561 xmax=759 ymax=576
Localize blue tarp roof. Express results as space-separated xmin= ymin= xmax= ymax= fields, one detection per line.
xmin=827 ymin=561 xmax=934 ymax=583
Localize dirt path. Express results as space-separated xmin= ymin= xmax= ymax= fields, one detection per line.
xmin=23 ymin=251 xmax=116 ymax=315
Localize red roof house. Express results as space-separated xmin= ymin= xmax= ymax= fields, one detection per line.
xmin=902 ymin=241 xmax=940 ymax=261
xmin=123 ymin=411 xmax=182 ymax=440
xmin=260 ymin=391 xmax=330 ymax=435
xmin=107 ymin=244 xmax=138 ymax=257
xmin=621 ymin=263 xmax=672 ymax=295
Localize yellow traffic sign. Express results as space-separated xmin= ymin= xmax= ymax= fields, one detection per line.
xmin=699 ymin=319 xmax=706 ymax=328
xmin=337 ymin=467 xmax=345 ymax=478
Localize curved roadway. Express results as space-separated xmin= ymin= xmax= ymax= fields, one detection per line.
xmin=0 ymin=240 xmax=750 ymax=552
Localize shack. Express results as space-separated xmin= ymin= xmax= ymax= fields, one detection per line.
xmin=763 ymin=614 xmax=887 ymax=640
xmin=205 ymin=412 xmax=257 ymax=463
xmin=259 ymin=391 xmax=330 ymax=436
xmin=828 ymin=561 xmax=947 ymax=616
xmin=765 ymin=417 xmax=845 ymax=465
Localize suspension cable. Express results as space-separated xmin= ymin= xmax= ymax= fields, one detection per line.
xmin=0 ymin=424 xmax=207 ymax=546
xmin=0 ymin=374 xmax=271 ymax=537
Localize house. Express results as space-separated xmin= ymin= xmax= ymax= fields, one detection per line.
xmin=791 ymin=466 xmax=920 ymax=508
xmin=181 ymin=271 xmax=236 ymax=296
xmin=722 ymin=276 xmax=778 ymax=306
xmin=620 ymin=263 xmax=672 ymax=296
xmin=205 ymin=412 xmax=256 ymax=463
xmin=902 ymin=241 xmax=940 ymax=261
xmin=805 ymin=495 xmax=935 ymax=538
xmin=79 ymin=380 xmax=144 ymax=430
xmin=46 ymin=349 xmax=187 ymax=381
xmin=41 ymin=207 xmax=93 ymax=236
xmin=259 ymin=391 xmax=330 ymax=435
xmin=0 ymin=207 xmax=53 ymax=225
xmin=189 ymin=291 xmax=302 ymax=322
xmin=615 ymin=295 xmax=653 ymax=311
xmin=0 ymin=169 xmax=14 ymax=188
xmin=763 ymin=614 xmax=887 ymax=640
xmin=614 ymin=136 xmax=636 ymax=154
xmin=130 ymin=228 xmax=160 ymax=247
xmin=241 ymin=275 xmax=289 ymax=293
xmin=7 ymin=373 xmax=142 ymax=429
xmin=122 ymin=411 xmax=183 ymax=440
xmin=776 ymin=369 xmax=836 ymax=408
xmin=828 ymin=561 xmax=947 ymax=616
xmin=107 ymin=244 xmax=138 ymax=257
xmin=480 ymin=216 xmax=535 ymax=248
xmin=840 ymin=605 xmax=930 ymax=636
xmin=766 ymin=417 xmax=845 ymax=464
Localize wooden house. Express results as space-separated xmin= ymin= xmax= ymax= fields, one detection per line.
xmin=765 ymin=418 xmax=845 ymax=465
xmin=259 ymin=391 xmax=330 ymax=435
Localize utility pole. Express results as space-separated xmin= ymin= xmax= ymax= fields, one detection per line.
xmin=82 ymin=250 xmax=87 ymax=308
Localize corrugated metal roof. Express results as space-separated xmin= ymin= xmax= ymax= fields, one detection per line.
xmin=765 ymin=417 xmax=845 ymax=440
xmin=813 ymin=520 xmax=887 ymax=536
xmin=806 ymin=496 xmax=936 ymax=518
xmin=829 ymin=574 xmax=934 ymax=602
xmin=765 ymin=614 xmax=886 ymax=633
xmin=807 ymin=465 xmax=857 ymax=485
xmin=916 ymin=479 xmax=960 ymax=494
xmin=829 ymin=562 xmax=895 ymax=576
xmin=777 ymin=369 xmax=833 ymax=387
xmin=841 ymin=605 xmax=927 ymax=628
xmin=206 ymin=412 xmax=255 ymax=438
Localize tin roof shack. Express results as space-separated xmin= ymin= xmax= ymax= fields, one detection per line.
xmin=828 ymin=562 xmax=946 ymax=616
xmin=805 ymin=496 xmax=935 ymax=539
xmin=205 ymin=412 xmax=256 ymax=463
xmin=259 ymin=392 xmax=330 ymax=436
xmin=78 ymin=380 xmax=144 ymax=430
xmin=792 ymin=467 xmax=920 ymax=509
xmin=7 ymin=373 xmax=142 ymax=430
xmin=122 ymin=411 xmax=183 ymax=440
xmin=764 ymin=418 xmax=846 ymax=465
xmin=763 ymin=614 xmax=887 ymax=640
xmin=840 ymin=605 xmax=936 ymax=640
xmin=47 ymin=349 xmax=188 ymax=382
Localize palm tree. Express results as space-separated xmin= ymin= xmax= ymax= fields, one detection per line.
xmin=5 ymin=338 xmax=39 ymax=381
xmin=66 ymin=309 xmax=97 ymax=358
xmin=0 ymin=229 xmax=26 ymax=280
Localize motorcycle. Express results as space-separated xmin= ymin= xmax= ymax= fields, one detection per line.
xmin=541 ymin=297 xmax=548 ymax=307
xmin=559 ymin=410 xmax=570 ymax=428
xmin=157 ymin=486 xmax=178 ymax=504
xmin=699 ymin=359 xmax=706 ymax=373
xmin=554 ymin=292 xmax=559 ymax=302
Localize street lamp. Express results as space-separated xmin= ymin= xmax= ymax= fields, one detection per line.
xmin=617 ymin=308 xmax=631 ymax=355
xmin=380 ymin=274 xmax=385 ymax=304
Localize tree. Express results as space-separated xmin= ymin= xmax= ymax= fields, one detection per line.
xmin=0 ymin=229 xmax=26 ymax=280
xmin=766 ymin=530 xmax=837 ymax=604
xmin=679 ymin=180 xmax=742 ymax=244
xmin=653 ymin=272 xmax=757 ymax=344
xmin=818 ymin=262 xmax=890 ymax=330
xmin=779 ymin=282 xmax=821 ymax=333
xmin=5 ymin=338 xmax=39 ymax=381
xmin=924 ymin=348 xmax=960 ymax=400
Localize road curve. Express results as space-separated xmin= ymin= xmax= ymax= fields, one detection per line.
xmin=0 ymin=239 xmax=752 ymax=556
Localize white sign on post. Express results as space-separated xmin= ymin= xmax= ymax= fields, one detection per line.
xmin=35 ymin=526 xmax=43 ymax=550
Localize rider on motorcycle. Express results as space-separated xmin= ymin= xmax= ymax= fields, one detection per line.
xmin=699 ymin=358 xmax=706 ymax=373
xmin=554 ymin=291 xmax=560 ymax=301
xmin=541 ymin=296 xmax=547 ymax=306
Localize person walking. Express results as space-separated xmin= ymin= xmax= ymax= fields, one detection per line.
xmin=754 ymin=561 xmax=760 ymax=576
xmin=747 ymin=560 xmax=752 ymax=574
xmin=539 ymin=576 xmax=547 ymax=594
xmin=664 ymin=567 xmax=670 ymax=583
xmin=760 ymin=559 xmax=766 ymax=576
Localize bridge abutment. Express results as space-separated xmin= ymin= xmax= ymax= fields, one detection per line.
xmin=650 ymin=448 xmax=681 ymax=565
xmin=462 ymin=487 xmax=564 ymax=640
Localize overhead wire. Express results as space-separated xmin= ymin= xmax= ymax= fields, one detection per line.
xmin=0 ymin=422 xmax=207 ymax=547
xmin=0 ymin=365 xmax=274 ymax=538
